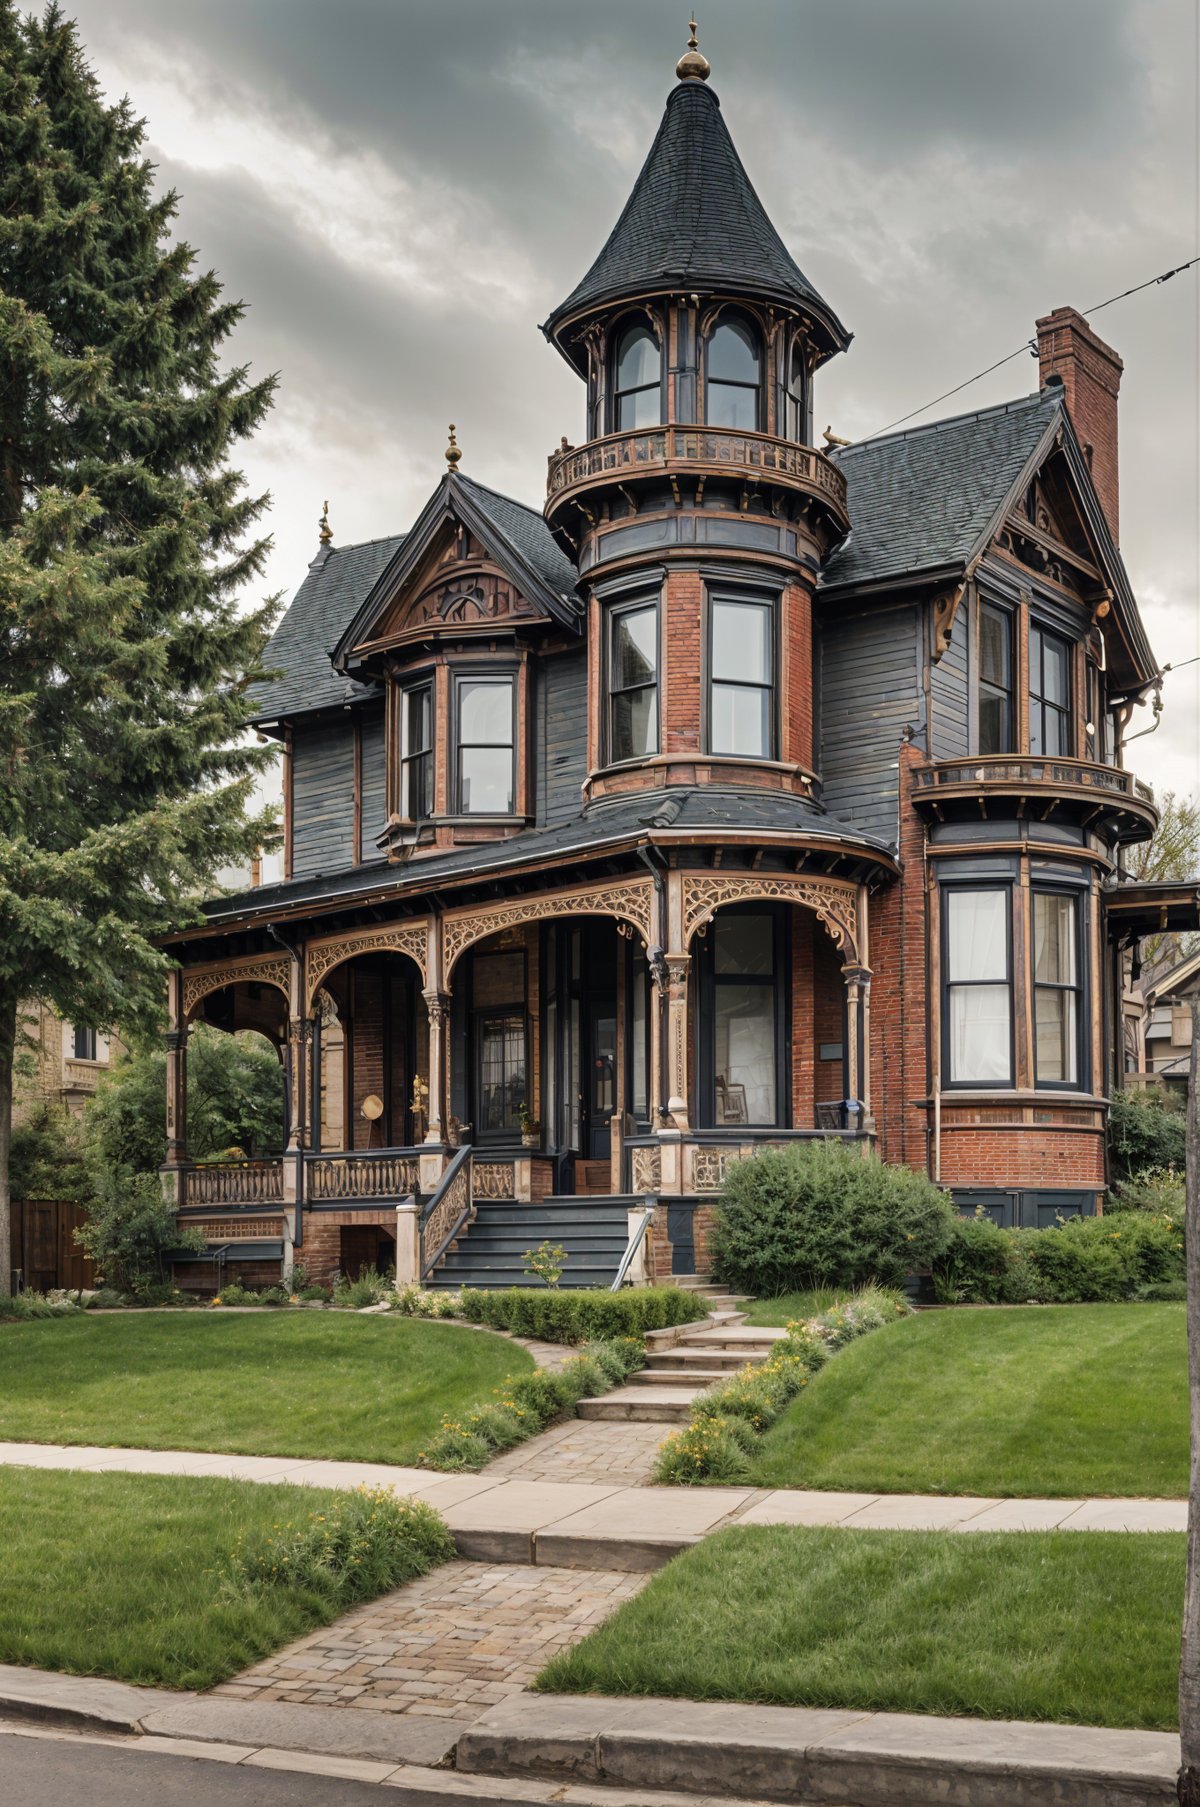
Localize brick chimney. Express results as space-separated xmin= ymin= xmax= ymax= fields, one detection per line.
xmin=1036 ymin=305 xmax=1124 ymax=543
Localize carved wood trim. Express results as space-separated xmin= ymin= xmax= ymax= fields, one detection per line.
xmin=305 ymin=921 xmax=430 ymax=1010
xmin=182 ymin=955 xmax=293 ymax=1021
xmin=442 ymin=878 xmax=655 ymax=981
xmin=681 ymin=874 xmax=860 ymax=964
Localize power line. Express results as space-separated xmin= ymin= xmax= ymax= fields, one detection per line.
xmin=861 ymin=255 xmax=1200 ymax=442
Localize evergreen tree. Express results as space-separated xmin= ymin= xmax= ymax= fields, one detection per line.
xmin=0 ymin=5 xmax=279 ymax=1285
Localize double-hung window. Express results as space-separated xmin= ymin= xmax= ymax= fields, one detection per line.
xmin=705 ymin=316 xmax=761 ymax=430
xmin=1030 ymin=625 xmax=1071 ymax=757
xmin=943 ymin=887 xmax=1012 ymax=1086
xmin=612 ymin=323 xmax=661 ymax=432
xmin=978 ymin=603 xmax=1013 ymax=754
xmin=399 ymin=682 xmax=433 ymax=821
xmin=709 ymin=594 xmax=774 ymax=758
xmin=455 ymin=674 xmax=514 ymax=814
xmin=608 ymin=600 xmax=658 ymax=762
xmin=1033 ymin=891 xmax=1082 ymax=1087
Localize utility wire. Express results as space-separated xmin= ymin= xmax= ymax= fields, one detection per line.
xmin=861 ymin=255 xmax=1200 ymax=442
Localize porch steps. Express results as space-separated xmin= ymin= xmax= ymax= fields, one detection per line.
xmin=579 ymin=1310 xmax=785 ymax=1423
xmin=427 ymin=1195 xmax=633 ymax=1291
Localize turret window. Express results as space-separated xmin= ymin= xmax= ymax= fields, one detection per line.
xmin=785 ymin=338 xmax=807 ymax=442
xmin=708 ymin=595 xmax=774 ymax=758
xmin=454 ymin=674 xmax=515 ymax=814
xmin=612 ymin=323 xmax=662 ymax=432
xmin=705 ymin=316 xmax=761 ymax=430
xmin=608 ymin=599 xmax=659 ymax=762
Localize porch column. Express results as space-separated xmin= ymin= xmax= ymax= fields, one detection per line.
xmin=423 ymin=917 xmax=447 ymax=1146
xmin=648 ymin=952 xmax=665 ymax=1126
xmin=842 ymin=963 xmax=874 ymax=1135
xmin=856 ymin=883 xmax=875 ymax=1136
xmin=664 ymin=954 xmax=691 ymax=1131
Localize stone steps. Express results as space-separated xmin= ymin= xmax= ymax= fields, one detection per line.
xmin=576 ymin=1387 xmax=702 ymax=1422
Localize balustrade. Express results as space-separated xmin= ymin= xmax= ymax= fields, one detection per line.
xmin=546 ymin=424 xmax=848 ymax=518
xmin=305 ymin=1149 xmax=421 ymax=1202
xmin=181 ymin=1162 xmax=284 ymax=1207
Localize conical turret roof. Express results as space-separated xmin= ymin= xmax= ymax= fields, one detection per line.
xmin=543 ymin=80 xmax=849 ymax=367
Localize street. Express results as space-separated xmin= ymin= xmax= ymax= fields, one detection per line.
xmin=2 ymin=1729 xmax=392 ymax=1805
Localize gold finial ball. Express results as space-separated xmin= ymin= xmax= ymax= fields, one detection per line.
xmin=445 ymin=423 xmax=462 ymax=470
xmin=318 ymin=499 xmax=332 ymax=544
xmin=676 ymin=14 xmax=710 ymax=81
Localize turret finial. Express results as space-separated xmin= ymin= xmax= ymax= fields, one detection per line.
xmin=676 ymin=16 xmax=710 ymax=82
xmin=445 ymin=423 xmax=462 ymax=471
xmin=318 ymin=499 xmax=332 ymax=544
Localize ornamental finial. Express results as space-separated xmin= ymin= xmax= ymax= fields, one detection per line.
xmin=445 ymin=423 xmax=462 ymax=471
xmin=676 ymin=16 xmax=710 ymax=82
xmin=318 ymin=499 xmax=332 ymax=544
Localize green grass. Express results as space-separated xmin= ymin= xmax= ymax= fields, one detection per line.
xmin=750 ymin=1303 xmax=1186 ymax=1498
xmin=740 ymin=1287 xmax=852 ymax=1327
xmin=0 ymin=1313 xmax=533 ymax=1464
xmin=0 ymin=1466 xmax=434 ymax=1689
xmin=538 ymin=1524 xmax=1184 ymax=1730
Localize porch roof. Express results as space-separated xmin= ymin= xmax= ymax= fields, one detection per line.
xmin=192 ymin=788 xmax=897 ymax=936
xmin=1103 ymin=879 xmax=1200 ymax=942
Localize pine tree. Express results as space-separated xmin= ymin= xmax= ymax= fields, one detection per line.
xmin=0 ymin=5 xmax=279 ymax=1288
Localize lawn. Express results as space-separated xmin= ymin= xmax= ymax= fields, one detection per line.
xmin=0 ymin=1313 xmax=533 ymax=1464
xmin=749 ymin=1303 xmax=1186 ymax=1498
xmin=538 ymin=1524 xmax=1185 ymax=1730
xmin=0 ymin=1466 xmax=441 ymax=1689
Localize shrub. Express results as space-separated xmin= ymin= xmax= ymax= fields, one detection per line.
xmin=9 ymin=1103 xmax=91 ymax=1204
xmin=86 ymin=1287 xmax=125 ymax=1310
xmin=654 ymin=1417 xmax=749 ymax=1485
xmin=1136 ymin=1280 xmax=1188 ymax=1302
xmin=1109 ymin=1167 xmax=1185 ymax=1227
xmin=215 ymin=1281 xmax=261 ymax=1307
xmin=332 ymin=1266 xmax=393 ymax=1308
xmin=709 ymin=1141 xmax=956 ymax=1296
xmin=0 ymin=1290 xmax=78 ymax=1320
xmin=930 ymin=1210 xmax=1185 ymax=1305
xmin=523 ymin=1240 xmax=568 ymax=1287
xmin=75 ymin=1168 xmax=203 ymax=1297
xmin=1108 ymin=1088 xmax=1186 ymax=1180
xmin=393 ymin=1285 xmax=464 ymax=1319
xmin=457 ymin=1285 xmax=708 ymax=1343
xmin=299 ymin=1284 xmax=331 ymax=1302
xmin=228 ymin=1487 xmax=453 ymax=1606
xmin=418 ymin=1422 xmax=494 ymax=1470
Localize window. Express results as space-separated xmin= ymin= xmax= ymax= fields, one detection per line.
xmin=784 ymin=337 xmax=807 ymax=441
xmin=608 ymin=600 xmax=658 ymax=762
xmin=1085 ymin=661 xmax=1108 ymax=763
xmin=1033 ymin=891 xmax=1082 ymax=1087
xmin=455 ymin=675 xmax=514 ymax=814
xmin=612 ymin=322 xmax=661 ymax=431
xmin=709 ymin=595 xmax=774 ymax=757
xmin=476 ymin=1012 xmax=526 ymax=1138
xmin=710 ymin=913 xmax=779 ymax=1126
xmin=1030 ymin=625 xmax=1071 ymax=757
xmin=978 ymin=603 xmax=1013 ymax=754
xmin=944 ymin=888 xmax=1012 ymax=1086
xmin=705 ymin=315 xmax=760 ymax=430
xmin=72 ymin=1026 xmax=97 ymax=1061
xmin=399 ymin=683 xmax=433 ymax=820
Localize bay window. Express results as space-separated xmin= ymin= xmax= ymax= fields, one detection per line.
xmin=608 ymin=598 xmax=658 ymax=762
xmin=943 ymin=887 xmax=1012 ymax=1086
xmin=708 ymin=594 xmax=774 ymax=758
xmin=399 ymin=682 xmax=433 ymax=820
xmin=455 ymin=674 xmax=514 ymax=814
xmin=1030 ymin=624 xmax=1071 ymax=757
xmin=1033 ymin=891 xmax=1082 ymax=1087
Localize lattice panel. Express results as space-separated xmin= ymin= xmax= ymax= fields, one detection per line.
xmin=305 ymin=921 xmax=430 ymax=1008
xmin=182 ymin=956 xmax=292 ymax=1020
xmin=681 ymin=875 xmax=859 ymax=963
xmin=442 ymin=879 xmax=655 ymax=980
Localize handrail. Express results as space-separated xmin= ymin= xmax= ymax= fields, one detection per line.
xmin=419 ymin=1144 xmax=474 ymax=1280
xmin=610 ymin=1201 xmax=656 ymax=1293
xmin=914 ymin=754 xmax=1155 ymax=806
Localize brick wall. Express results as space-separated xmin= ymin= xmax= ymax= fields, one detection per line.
xmin=1036 ymin=306 xmax=1122 ymax=541
xmin=870 ymin=741 xmax=929 ymax=1170
xmin=301 ymin=1208 xmax=399 ymax=1286
xmin=939 ymin=1124 xmax=1105 ymax=1188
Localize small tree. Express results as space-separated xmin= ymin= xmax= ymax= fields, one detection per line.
xmin=86 ymin=1026 xmax=284 ymax=1175
xmin=1108 ymin=1086 xmax=1187 ymax=1180
xmin=75 ymin=1169 xmax=201 ymax=1296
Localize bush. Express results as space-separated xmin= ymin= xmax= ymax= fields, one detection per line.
xmin=1136 ymin=1280 xmax=1188 ymax=1302
xmin=9 ymin=1104 xmax=91 ymax=1204
xmin=1108 ymin=1088 xmax=1186 ymax=1181
xmin=1109 ymin=1167 xmax=1185 ymax=1227
xmin=457 ymin=1285 xmax=708 ymax=1343
xmin=0 ymin=1290 xmax=79 ymax=1320
xmin=332 ymin=1266 xmax=393 ymax=1308
xmin=709 ymin=1141 xmax=956 ymax=1295
xmin=654 ymin=1417 xmax=750 ymax=1485
xmin=215 ymin=1281 xmax=261 ymax=1307
xmin=931 ymin=1210 xmax=1186 ymax=1305
xmin=76 ymin=1169 xmax=203 ymax=1297
xmin=228 ymin=1487 xmax=454 ymax=1607
xmin=299 ymin=1284 xmax=331 ymax=1303
xmin=393 ymin=1285 xmax=463 ymax=1319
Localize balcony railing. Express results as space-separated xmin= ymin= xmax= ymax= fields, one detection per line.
xmin=182 ymin=1161 xmax=284 ymax=1207
xmin=914 ymin=754 xmax=1153 ymax=805
xmin=546 ymin=425 xmax=848 ymax=521
xmin=305 ymin=1149 xmax=422 ymax=1203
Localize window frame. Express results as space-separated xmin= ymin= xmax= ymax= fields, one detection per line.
xmin=1031 ymin=885 xmax=1086 ymax=1092
xmin=696 ymin=905 xmax=789 ymax=1129
xmin=976 ymin=600 xmax=1014 ymax=755
xmin=784 ymin=334 xmax=807 ymax=442
xmin=451 ymin=667 xmax=517 ymax=817
xmin=604 ymin=593 xmax=660 ymax=767
xmin=398 ymin=678 xmax=435 ymax=823
xmin=705 ymin=589 xmax=777 ymax=761
xmin=1029 ymin=621 xmax=1072 ymax=758
xmin=609 ymin=317 xmax=664 ymax=434
xmin=71 ymin=1025 xmax=98 ymax=1062
xmin=703 ymin=312 xmax=762 ymax=432
xmin=940 ymin=881 xmax=1015 ymax=1090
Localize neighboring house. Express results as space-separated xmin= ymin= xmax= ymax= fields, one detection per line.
xmin=1124 ymin=944 xmax=1200 ymax=1096
xmin=13 ymin=1001 xmax=120 ymax=1126
xmin=158 ymin=42 xmax=1197 ymax=1290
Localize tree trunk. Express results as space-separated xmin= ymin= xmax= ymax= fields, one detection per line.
xmin=1178 ymin=992 xmax=1200 ymax=1803
xmin=0 ymin=990 xmax=16 ymax=1296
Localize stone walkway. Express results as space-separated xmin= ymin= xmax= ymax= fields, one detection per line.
xmin=484 ymin=1418 xmax=667 ymax=1484
xmin=214 ymin=1558 xmax=646 ymax=1718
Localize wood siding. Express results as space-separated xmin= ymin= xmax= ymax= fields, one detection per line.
xmin=930 ymin=601 xmax=970 ymax=759
xmin=360 ymin=704 xmax=387 ymax=860
xmin=291 ymin=718 xmax=356 ymax=878
xmin=818 ymin=604 xmax=922 ymax=847
xmin=538 ymin=646 xmax=588 ymax=826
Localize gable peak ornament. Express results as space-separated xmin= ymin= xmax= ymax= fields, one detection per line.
xmin=676 ymin=16 xmax=710 ymax=82
xmin=445 ymin=423 xmax=462 ymax=471
xmin=318 ymin=499 xmax=332 ymax=544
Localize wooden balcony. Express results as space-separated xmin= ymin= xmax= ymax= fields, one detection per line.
xmin=912 ymin=755 xmax=1157 ymax=843
xmin=545 ymin=425 xmax=849 ymax=533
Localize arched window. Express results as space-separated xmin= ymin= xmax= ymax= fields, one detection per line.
xmin=705 ymin=315 xmax=761 ymax=430
xmin=611 ymin=322 xmax=661 ymax=432
xmin=785 ymin=337 xmax=807 ymax=442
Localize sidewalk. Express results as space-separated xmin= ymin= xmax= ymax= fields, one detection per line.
xmin=0 ymin=1441 xmax=1185 ymax=1570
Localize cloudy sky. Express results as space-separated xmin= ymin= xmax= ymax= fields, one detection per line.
xmin=69 ymin=0 xmax=1199 ymax=799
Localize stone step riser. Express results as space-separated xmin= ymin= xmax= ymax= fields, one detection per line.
xmin=577 ymin=1398 xmax=695 ymax=1423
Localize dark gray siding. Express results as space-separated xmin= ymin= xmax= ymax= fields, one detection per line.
xmin=818 ymin=605 xmax=922 ymax=848
xmin=538 ymin=647 xmax=588 ymax=827
xmin=291 ymin=719 xmax=355 ymax=878
xmin=360 ymin=705 xmax=388 ymax=857
xmin=929 ymin=604 xmax=970 ymax=759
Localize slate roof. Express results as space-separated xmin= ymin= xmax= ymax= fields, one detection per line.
xmin=543 ymin=80 xmax=849 ymax=359
xmin=456 ymin=474 xmax=579 ymax=605
xmin=821 ymin=389 xmax=1061 ymax=593
xmin=248 ymin=534 xmax=406 ymax=724
xmin=201 ymin=787 xmax=895 ymax=927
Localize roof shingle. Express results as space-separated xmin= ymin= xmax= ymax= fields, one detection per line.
xmin=248 ymin=534 xmax=405 ymax=723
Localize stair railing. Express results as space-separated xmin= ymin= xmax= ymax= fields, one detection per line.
xmin=420 ymin=1144 xmax=474 ymax=1280
xmin=610 ymin=1200 xmax=656 ymax=1292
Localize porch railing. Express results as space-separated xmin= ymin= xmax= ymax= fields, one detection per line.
xmin=420 ymin=1144 xmax=474 ymax=1280
xmin=546 ymin=424 xmax=848 ymax=520
xmin=305 ymin=1148 xmax=422 ymax=1202
xmin=181 ymin=1161 xmax=284 ymax=1207
xmin=611 ymin=1204 xmax=655 ymax=1292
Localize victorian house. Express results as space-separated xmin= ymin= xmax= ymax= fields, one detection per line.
xmin=159 ymin=35 xmax=1193 ymax=1290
